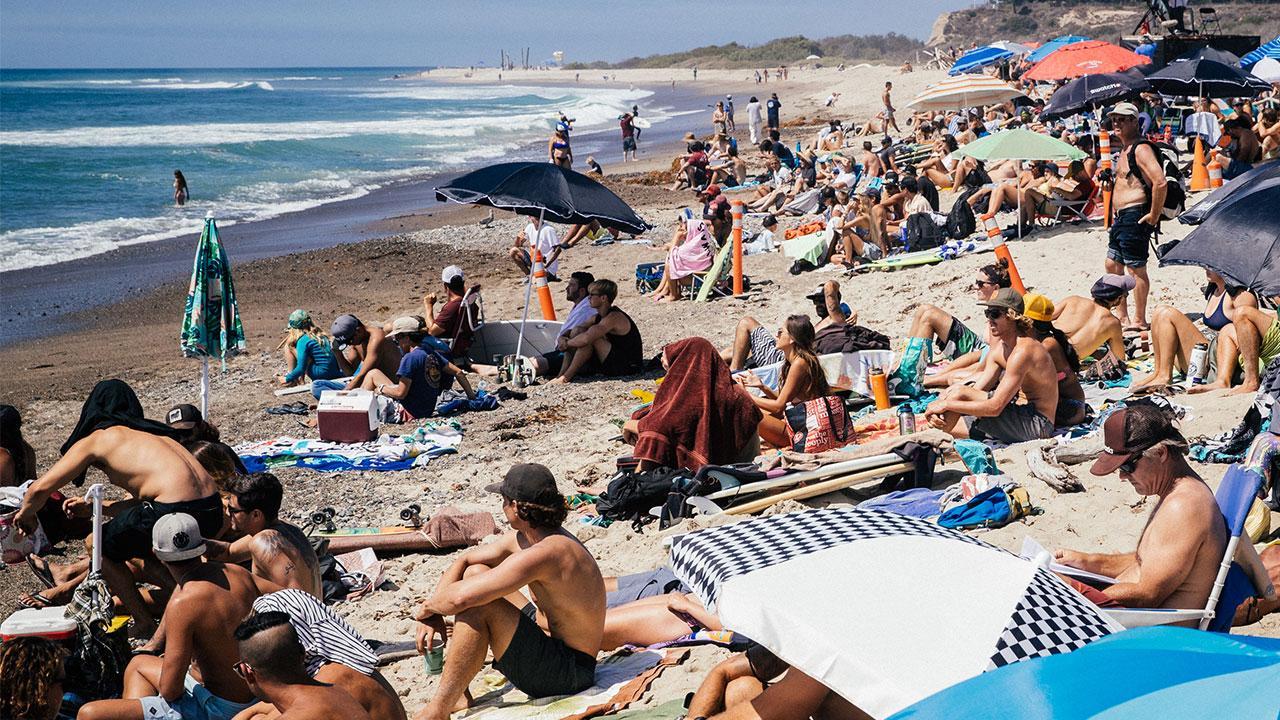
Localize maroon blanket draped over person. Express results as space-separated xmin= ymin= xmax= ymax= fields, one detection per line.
xmin=632 ymin=337 xmax=762 ymax=471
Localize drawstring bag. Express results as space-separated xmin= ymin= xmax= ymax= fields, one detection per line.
xmin=937 ymin=485 xmax=1033 ymax=530
xmin=785 ymin=396 xmax=852 ymax=453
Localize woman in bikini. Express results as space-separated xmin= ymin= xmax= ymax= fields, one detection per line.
xmin=173 ymin=169 xmax=189 ymax=206
xmin=548 ymin=126 xmax=572 ymax=169
xmin=736 ymin=315 xmax=829 ymax=448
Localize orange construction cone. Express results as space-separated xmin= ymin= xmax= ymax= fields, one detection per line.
xmin=981 ymin=213 xmax=1027 ymax=295
xmin=1099 ymin=130 xmax=1113 ymax=229
xmin=531 ymin=249 xmax=557 ymax=321
xmin=1208 ymin=156 xmax=1224 ymax=188
xmin=1190 ymin=137 xmax=1210 ymax=191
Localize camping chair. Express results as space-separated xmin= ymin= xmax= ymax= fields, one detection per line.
xmin=1103 ymin=464 xmax=1264 ymax=632
xmin=1038 ymin=185 xmax=1100 ymax=227
xmin=450 ymin=286 xmax=485 ymax=351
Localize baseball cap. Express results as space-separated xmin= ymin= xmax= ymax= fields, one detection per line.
xmin=698 ymin=184 xmax=721 ymax=198
xmin=805 ymin=284 xmax=830 ymax=300
xmin=166 ymin=404 xmax=202 ymax=431
xmin=484 ymin=463 xmax=564 ymax=507
xmin=441 ymin=265 xmax=464 ymax=285
xmin=287 ymin=309 xmax=311 ymax=330
xmin=978 ymin=287 xmax=1025 ymax=314
xmin=1090 ymin=405 xmax=1186 ymax=476
xmin=1109 ymin=101 xmax=1140 ymax=118
xmin=1022 ymin=293 xmax=1055 ymax=322
xmin=1090 ymin=274 xmax=1137 ymax=301
xmin=387 ymin=316 xmax=421 ymax=338
xmin=153 ymin=512 xmax=207 ymax=562
xmin=330 ymin=314 xmax=361 ymax=349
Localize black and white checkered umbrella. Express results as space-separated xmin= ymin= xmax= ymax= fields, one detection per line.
xmin=670 ymin=508 xmax=1120 ymax=718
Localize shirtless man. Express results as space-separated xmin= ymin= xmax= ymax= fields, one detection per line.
xmin=1056 ymin=405 xmax=1228 ymax=614
xmin=78 ymin=513 xmax=274 ymax=720
xmin=325 ymin=315 xmax=402 ymax=392
xmin=859 ymin=141 xmax=883 ymax=179
xmin=204 ymin=472 xmax=321 ymax=597
xmin=687 ymin=645 xmax=870 ymax=720
xmin=1051 ymin=274 xmax=1131 ymax=360
xmin=1103 ymin=102 xmax=1166 ymax=331
xmin=924 ymin=289 xmax=1059 ymax=443
xmin=15 ymin=379 xmax=221 ymax=637
xmin=550 ymin=279 xmax=644 ymax=384
xmin=233 ymin=611 xmax=373 ymax=720
xmin=881 ymin=81 xmax=900 ymax=135
xmin=412 ymin=463 xmax=604 ymax=720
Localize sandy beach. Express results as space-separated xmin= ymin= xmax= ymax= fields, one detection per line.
xmin=3 ymin=62 xmax=1277 ymax=715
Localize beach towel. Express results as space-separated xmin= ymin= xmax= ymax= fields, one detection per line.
xmin=632 ymin=338 xmax=761 ymax=472
xmin=235 ymin=421 xmax=462 ymax=472
xmin=666 ymin=219 xmax=715 ymax=280
xmin=780 ymin=229 xmax=831 ymax=268
xmin=60 ymin=379 xmax=183 ymax=485
xmin=858 ymin=487 xmax=945 ymax=518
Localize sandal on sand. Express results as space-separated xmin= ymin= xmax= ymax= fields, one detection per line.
xmin=27 ymin=554 xmax=55 ymax=589
xmin=17 ymin=591 xmax=55 ymax=610
xmin=1123 ymin=323 xmax=1150 ymax=332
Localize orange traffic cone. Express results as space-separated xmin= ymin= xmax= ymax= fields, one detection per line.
xmin=531 ymin=249 xmax=557 ymax=321
xmin=1099 ymin=130 xmax=1113 ymax=229
xmin=1190 ymin=137 xmax=1210 ymax=191
xmin=980 ymin=213 xmax=1027 ymax=295
xmin=1208 ymin=156 xmax=1224 ymax=188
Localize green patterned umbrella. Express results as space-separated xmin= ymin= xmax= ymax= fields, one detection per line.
xmin=180 ymin=213 xmax=246 ymax=415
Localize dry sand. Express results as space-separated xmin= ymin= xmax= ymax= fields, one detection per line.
xmin=2 ymin=63 xmax=1275 ymax=716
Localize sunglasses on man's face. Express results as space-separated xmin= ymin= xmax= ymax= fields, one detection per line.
xmin=983 ymin=307 xmax=1007 ymax=321
xmin=1118 ymin=453 xmax=1141 ymax=475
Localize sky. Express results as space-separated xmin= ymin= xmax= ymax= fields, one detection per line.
xmin=0 ymin=0 xmax=973 ymax=69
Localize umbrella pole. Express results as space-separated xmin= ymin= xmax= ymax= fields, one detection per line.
xmin=1017 ymin=191 xmax=1023 ymax=239
xmin=88 ymin=483 xmax=104 ymax=575
xmin=200 ymin=356 xmax=210 ymax=418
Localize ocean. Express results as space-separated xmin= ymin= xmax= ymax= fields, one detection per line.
xmin=0 ymin=67 xmax=669 ymax=272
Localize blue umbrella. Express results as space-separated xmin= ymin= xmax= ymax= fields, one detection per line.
xmin=1026 ymin=35 xmax=1090 ymax=64
xmin=1241 ymin=35 xmax=1280 ymax=68
xmin=890 ymin=627 xmax=1280 ymax=720
xmin=949 ymin=45 xmax=1014 ymax=76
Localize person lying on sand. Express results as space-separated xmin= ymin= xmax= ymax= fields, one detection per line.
xmin=1133 ymin=270 xmax=1279 ymax=395
xmin=550 ymin=279 xmax=644 ymax=383
xmin=686 ymin=644 xmax=871 ymax=720
xmin=1047 ymin=274 xmax=1131 ymax=362
xmin=203 ymin=472 xmax=321 ymax=598
xmin=411 ymin=464 xmax=605 ymax=720
xmin=924 ymin=289 xmax=1059 ymax=444
xmin=15 ymin=379 xmax=221 ymax=637
xmin=363 ymin=316 xmax=476 ymax=420
xmin=1055 ymin=406 xmax=1235 ymax=615
xmin=231 ymin=611 xmax=374 ymax=720
xmin=78 ymin=513 xmax=278 ymax=720
xmin=736 ymin=316 xmax=830 ymax=449
xmin=723 ymin=281 xmax=859 ymax=371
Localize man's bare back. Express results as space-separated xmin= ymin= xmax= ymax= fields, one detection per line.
xmin=65 ymin=426 xmax=213 ymax=502
xmin=274 ymin=683 xmax=372 ymax=720
xmin=510 ymin=530 xmax=605 ymax=656
xmin=172 ymin=562 xmax=273 ymax=703
xmin=252 ymin=523 xmax=322 ymax=598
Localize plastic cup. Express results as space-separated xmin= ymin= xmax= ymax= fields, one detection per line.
xmin=423 ymin=637 xmax=445 ymax=675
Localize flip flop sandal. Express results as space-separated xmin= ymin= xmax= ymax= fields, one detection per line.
xmin=26 ymin=554 xmax=55 ymax=589
xmin=17 ymin=591 xmax=54 ymax=610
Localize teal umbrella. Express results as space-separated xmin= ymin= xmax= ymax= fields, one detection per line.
xmin=180 ymin=213 xmax=247 ymax=416
xmin=953 ymin=129 xmax=1087 ymax=237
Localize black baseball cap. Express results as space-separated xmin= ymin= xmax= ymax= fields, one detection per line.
xmin=166 ymin=404 xmax=202 ymax=430
xmin=485 ymin=463 xmax=564 ymax=507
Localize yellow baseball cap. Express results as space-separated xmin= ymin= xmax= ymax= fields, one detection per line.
xmin=1022 ymin=293 xmax=1054 ymax=322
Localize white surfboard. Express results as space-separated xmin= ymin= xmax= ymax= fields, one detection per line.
xmin=631 ymin=116 xmax=652 ymax=129
xmin=466 ymin=320 xmax=564 ymax=365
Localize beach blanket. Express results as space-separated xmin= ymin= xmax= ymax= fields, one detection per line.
xmin=780 ymin=229 xmax=831 ymax=267
xmin=236 ymin=420 xmax=462 ymax=472
xmin=633 ymin=338 xmax=761 ymax=472
xmin=462 ymin=649 xmax=685 ymax=720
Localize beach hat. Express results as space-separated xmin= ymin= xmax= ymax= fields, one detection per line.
xmin=153 ymin=512 xmax=207 ymax=562
xmin=387 ymin=316 xmax=421 ymax=339
xmin=287 ymin=309 xmax=312 ymax=330
xmin=1108 ymin=101 xmax=1140 ymax=118
xmin=977 ymin=287 xmax=1025 ymax=314
xmin=683 ymin=132 xmax=697 ymax=141
xmin=1091 ymin=274 xmax=1136 ymax=300
xmin=485 ymin=463 xmax=564 ymax=507
xmin=1090 ymin=405 xmax=1186 ymax=476
xmin=1022 ymin=293 xmax=1055 ymax=322
xmin=330 ymin=314 xmax=361 ymax=349
xmin=166 ymin=404 xmax=202 ymax=431
xmin=441 ymin=265 xmax=464 ymax=285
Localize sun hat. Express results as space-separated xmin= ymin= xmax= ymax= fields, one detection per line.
xmin=153 ymin=512 xmax=207 ymax=562
xmin=484 ymin=463 xmax=564 ymax=507
xmin=1109 ymin=101 xmax=1140 ymax=118
xmin=978 ymin=287 xmax=1025 ymax=314
xmin=1022 ymin=293 xmax=1055 ymax=322
xmin=287 ymin=309 xmax=312 ymax=330
xmin=1090 ymin=405 xmax=1186 ymax=476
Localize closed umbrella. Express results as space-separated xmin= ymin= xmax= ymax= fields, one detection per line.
xmin=669 ymin=508 xmax=1119 ymax=719
xmin=906 ymin=75 xmax=1025 ymax=111
xmin=1180 ymin=160 xmax=1280 ymax=225
xmin=989 ymin=41 xmax=1033 ymax=56
xmin=1161 ymin=178 xmax=1280 ymax=297
xmin=949 ymin=45 xmax=1014 ymax=76
xmin=1024 ymin=40 xmax=1150 ymax=82
xmin=1026 ymin=35 xmax=1090 ymax=64
xmin=952 ymin=129 xmax=1087 ymax=237
xmin=1146 ymin=58 xmax=1271 ymax=99
xmin=1241 ymin=35 xmax=1280 ymax=69
xmin=180 ymin=213 xmax=246 ymax=417
xmin=1040 ymin=70 xmax=1150 ymax=120
xmin=889 ymin=627 xmax=1280 ymax=720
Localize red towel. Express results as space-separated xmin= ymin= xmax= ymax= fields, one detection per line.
xmin=633 ymin=338 xmax=762 ymax=471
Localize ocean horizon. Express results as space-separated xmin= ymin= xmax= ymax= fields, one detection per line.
xmin=0 ymin=66 xmax=671 ymax=272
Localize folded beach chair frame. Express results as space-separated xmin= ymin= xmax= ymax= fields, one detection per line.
xmin=450 ymin=286 xmax=485 ymax=350
xmin=1036 ymin=186 xmax=1098 ymax=227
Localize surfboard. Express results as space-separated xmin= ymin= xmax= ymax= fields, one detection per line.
xmin=861 ymin=249 xmax=944 ymax=271
xmin=465 ymin=319 xmax=564 ymax=365
xmin=631 ymin=116 xmax=652 ymax=129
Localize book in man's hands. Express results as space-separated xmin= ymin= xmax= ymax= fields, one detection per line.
xmin=1020 ymin=536 xmax=1117 ymax=586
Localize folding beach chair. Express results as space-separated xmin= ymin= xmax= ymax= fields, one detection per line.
xmin=450 ymin=286 xmax=485 ymax=351
xmin=1038 ymin=186 xmax=1099 ymax=227
xmin=692 ymin=240 xmax=736 ymax=301
xmin=1104 ymin=464 xmax=1264 ymax=632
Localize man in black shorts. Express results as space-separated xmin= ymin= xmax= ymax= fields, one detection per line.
xmin=1104 ymin=102 xmax=1165 ymax=331
xmin=550 ymin=279 xmax=644 ymax=383
xmin=412 ymin=464 xmax=605 ymax=719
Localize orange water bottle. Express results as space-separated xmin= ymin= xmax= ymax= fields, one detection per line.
xmin=869 ymin=367 xmax=890 ymax=410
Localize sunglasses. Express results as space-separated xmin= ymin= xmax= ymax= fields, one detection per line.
xmin=1118 ymin=453 xmax=1142 ymax=475
xmin=983 ymin=307 xmax=1007 ymax=321
xmin=971 ymin=279 xmax=996 ymax=291
xmin=232 ymin=661 xmax=250 ymax=680
xmin=227 ymin=506 xmax=247 ymax=515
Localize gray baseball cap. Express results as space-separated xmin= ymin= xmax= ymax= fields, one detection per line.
xmin=152 ymin=513 xmax=207 ymax=562
xmin=330 ymin=314 xmax=361 ymax=349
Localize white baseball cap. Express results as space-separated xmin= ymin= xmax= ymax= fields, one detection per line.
xmin=387 ymin=316 xmax=422 ymax=338
xmin=441 ymin=265 xmax=464 ymax=285
xmin=152 ymin=513 xmax=207 ymax=562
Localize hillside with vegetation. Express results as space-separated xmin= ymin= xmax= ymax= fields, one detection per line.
xmin=563 ymin=34 xmax=925 ymax=70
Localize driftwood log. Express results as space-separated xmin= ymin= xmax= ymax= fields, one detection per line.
xmin=1051 ymin=434 xmax=1105 ymax=466
xmin=1026 ymin=439 xmax=1085 ymax=493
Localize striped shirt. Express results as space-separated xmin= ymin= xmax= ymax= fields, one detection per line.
xmin=252 ymin=589 xmax=379 ymax=676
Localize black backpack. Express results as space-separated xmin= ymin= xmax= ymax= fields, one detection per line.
xmin=945 ymin=196 xmax=977 ymax=240
xmin=1126 ymin=140 xmax=1186 ymax=220
xmin=596 ymin=466 xmax=688 ymax=528
xmin=903 ymin=212 xmax=944 ymax=251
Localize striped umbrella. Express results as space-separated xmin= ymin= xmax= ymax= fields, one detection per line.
xmin=1241 ymin=35 xmax=1280 ymax=69
xmin=1024 ymin=41 xmax=1150 ymax=82
xmin=906 ymin=75 xmax=1025 ymax=111
xmin=180 ymin=213 xmax=247 ymax=416
xmin=669 ymin=508 xmax=1120 ymax=719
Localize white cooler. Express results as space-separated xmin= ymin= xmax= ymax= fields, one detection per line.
xmin=317 ymin=390 xmax=378 ymax=443
xmin=2 ymin=606 xmax=78 ymax=643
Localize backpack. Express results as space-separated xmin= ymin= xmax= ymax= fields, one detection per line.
xmin=944 ymin=196 xmax=977 ymax=240
xmin=903 ymin=212 xmax=945 ymax=251
xmin=937 ymin=485 xmax=1033 ymax=530
xmin=596 ymin=466 xmax=689 ymax=528
xmin=1126 ymin=140 xmax=1186 ymax=221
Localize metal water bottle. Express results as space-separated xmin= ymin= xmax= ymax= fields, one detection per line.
xmin=869 ymin=367 xmax=890 ymax=410
xmin=898 ymin=406 xmax=916 ymax=435
xmin=1188 ymin=342 xmax=1209 ymax=385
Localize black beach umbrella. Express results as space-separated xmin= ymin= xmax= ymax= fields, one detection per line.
xmin=1161 ymin=178 xmax=1280 ymax=297
xmin=1146 ymin=58 xmax=1271 ymax=99
xmin=435 ymin=162 xmax=649 ymax=235
xmin=1040 ymin=70 xmax=1150 ymax=120
xmin=1173 ymin=45 xmax=1241 ymax=66
xmin=1180 ymin=160 xmax=1280 ymax=225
